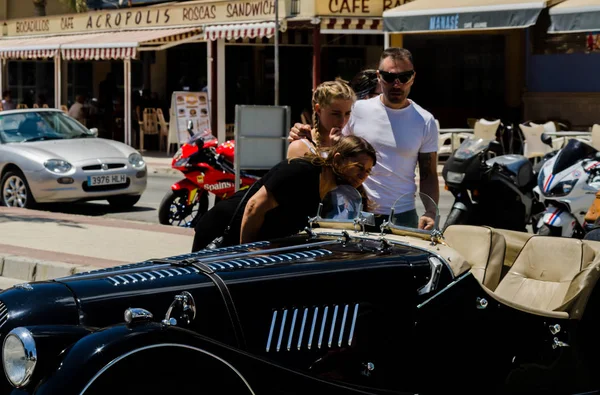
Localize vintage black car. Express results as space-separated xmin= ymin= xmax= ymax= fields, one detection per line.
xmin=1 ymin=187 xmax=600 ymax=394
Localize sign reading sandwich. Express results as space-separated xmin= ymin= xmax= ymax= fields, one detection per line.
xmin=7 ymin=0 xmax=286 ymax=36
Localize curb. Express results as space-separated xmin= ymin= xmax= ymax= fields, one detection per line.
xmin=0 ymin=254 xmax=100 ymax=289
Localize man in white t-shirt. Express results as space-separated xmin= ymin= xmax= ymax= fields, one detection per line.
xmin=289 ymin=48 xmax=439 ymax=230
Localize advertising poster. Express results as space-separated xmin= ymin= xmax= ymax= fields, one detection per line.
xmin=170 ymin=91 xmax=211 ymax=144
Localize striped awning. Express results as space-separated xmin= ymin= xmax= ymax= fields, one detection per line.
xmin=0 ymin=35 xmax=83 ymax=59
xmin=320 ymin=18 xmax=383 ymax=34
xmin=203 ymin=21 xmax=282 ymax=41
xmin=0 ymin=27 xmax=202 ymax=61
xmin=61 ymin=27 xmax=202 ymax=60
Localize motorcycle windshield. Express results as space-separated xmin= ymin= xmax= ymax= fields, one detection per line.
xmin=552 ymin=138 xmax=597 ymax=174
xmin=454 ymin=138 xmax=492 ymax=160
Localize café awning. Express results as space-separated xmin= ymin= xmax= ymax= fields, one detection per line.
xmin=203 ymin=21 xmax=283 ymax=41
xmin=319 ymin=18 xmax=383 ymax=34
xmin=383 ymin=0 xmax=559 ymax=33
xmin=60 ymin=27 xmax=202 ymax=60
xmin=549 ymin=0 xmax=600 ymax=33
xmin=0 ymin=35 xmax=82 ymax=59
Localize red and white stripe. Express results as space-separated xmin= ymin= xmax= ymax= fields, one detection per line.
xmin=0 ymin=49 xmax=57 ymax=59
xmin=204 ymin=22 xmax=277 ymax=42
xmin=62 ymin=47 xmax=137 ymax=61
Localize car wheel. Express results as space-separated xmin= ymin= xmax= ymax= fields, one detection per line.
xmin=106 ymin=195 xmax=141 ymax=209
xmin=1 ymin=170 xmax=35 ymax=208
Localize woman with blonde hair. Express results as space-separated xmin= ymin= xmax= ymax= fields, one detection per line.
xmin=287 ymin=80 xmax=356 ymax=159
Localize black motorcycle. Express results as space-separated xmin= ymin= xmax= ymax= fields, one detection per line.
xmin=442 ymin=137 xmax=547 ymax=232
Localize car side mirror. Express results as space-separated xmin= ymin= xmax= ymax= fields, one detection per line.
xmin=89 ymin=128 xmax=98 ymax=137
xmin=541 ymin=133 xmax=553 ymax=147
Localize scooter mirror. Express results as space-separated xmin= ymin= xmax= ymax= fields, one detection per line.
xmin=541 ymin=132 xmax=553 ymax=147
xmin=187 ymin=120 xmax=194 ymax=137
xmin=489 ymin=140 xmax=503 ymax=156
xmin=595 ymin=152 xmax=600 ymax=160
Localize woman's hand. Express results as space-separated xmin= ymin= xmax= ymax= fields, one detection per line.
xmin=240 ymin=186 xmax=278 ymax=243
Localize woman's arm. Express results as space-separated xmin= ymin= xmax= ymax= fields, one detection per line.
xmin=286 ymin=139 xmax=310 ymax=159
xmin=240 ymin=186 xmax=279 ymax=243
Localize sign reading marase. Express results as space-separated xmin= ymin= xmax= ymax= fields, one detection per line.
xmin=7 ymin=0 xmax=286 ymax=36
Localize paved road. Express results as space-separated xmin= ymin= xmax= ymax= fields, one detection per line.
xmin=34 ymin=172 xmax=455 ymax=226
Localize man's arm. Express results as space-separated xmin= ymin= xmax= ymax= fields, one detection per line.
xmin=417 ymin=152 xmax=439 ymax=230
xmin=240 ymin=186 xmax=278 ymax=243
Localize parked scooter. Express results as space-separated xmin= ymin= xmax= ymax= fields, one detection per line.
xmin=534 ymin=138 xmax=600 ymax=238
xmin=442 ymin=137 xmax=546 ymax=232
xmin=158 ymin=122 xmax=259 ymax=227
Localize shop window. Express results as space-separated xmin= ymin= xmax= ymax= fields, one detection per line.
xmin=67 ymin=62 xmax=93 ymax=106
xmin=7 ymin=61 xmax=55 ymax=108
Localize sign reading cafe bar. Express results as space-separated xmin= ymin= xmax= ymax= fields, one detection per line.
xmin=7 ymin=0 xmax=284 ymax=36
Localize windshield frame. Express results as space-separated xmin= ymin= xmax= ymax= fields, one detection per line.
xmin=0 ymin=110 xmax=93 ymax=144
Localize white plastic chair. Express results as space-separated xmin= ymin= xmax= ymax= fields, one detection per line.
xmin=474 ymin=119 xmax=501 ymax=141
xmin=531 ymin=121 xmax=565 ymax=150
xmin=520 ymin=124 xmax=552 ymax=161
xmin=591 ymin=124 xmax=600 ymax=150
xmin=436 ymin=119 xmax=453 ymax=156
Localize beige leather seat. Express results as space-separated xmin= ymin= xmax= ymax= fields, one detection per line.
xmin=444 ymin=225 xmax=506 ymax=291
xmin=493 ymin=236 xmax=600 ymax=319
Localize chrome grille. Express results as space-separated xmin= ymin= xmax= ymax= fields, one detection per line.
xmin=82 ymin=163 xmax=126 ymax=171
xmin=207 ymin=249 xmax=332 ymax=272
xmin=266 ymin=304 xmax=359 ymax=352
xmin=161 ymin=241 xmax=271 ymax=262
xmin=105 ymin=248 xmax=333 ymax=286
xmin=0 ymin=301 xmax=8 ymax=329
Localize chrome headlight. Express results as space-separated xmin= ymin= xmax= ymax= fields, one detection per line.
xmin=44 ymin=159 xmax=72 ymax=174
xmin=2 ymin=327 xmax=37 ymax=388
xmin=128 ymin=153 xmax=145 ymax=169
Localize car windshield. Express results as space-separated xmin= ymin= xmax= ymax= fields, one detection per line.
xmin=552 ymin=138 xmax=598 ymax=175
xmin=385 ymin=192 xmax=440 ymax=236
xmin=319 ymin=185 xmax=364 ymax=222
xmin=454 ymin=138 xmax=492 ymax=160
xmin=0 ymin=111 xmax=93 ymax=143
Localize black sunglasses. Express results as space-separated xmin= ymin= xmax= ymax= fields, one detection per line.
xmin=378 ymin=70 xmax=415 ymax=84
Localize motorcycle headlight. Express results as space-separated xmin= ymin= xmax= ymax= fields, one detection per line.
xmin=3 ymin=328 xmax=37 ymax=388
xmin=44 ymin=159 xmax=72 ymax=174
xmin=446 ymin=171 xmax=466 ymax=184
xmin=174 ymin=157 xmax=189 ymax=167
xmin=128 ymin=153 xmax=145 ymax=169
xmin=551 ymin=179 xmax=578 ymax=196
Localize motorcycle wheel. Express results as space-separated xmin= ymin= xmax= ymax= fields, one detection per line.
xmin=443 ymin=208 xmax=468 ymax=231
xmin=158 ymin=190 xmax=209 ymax=228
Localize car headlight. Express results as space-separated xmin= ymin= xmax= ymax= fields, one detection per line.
xmin=128 ymin=153 xmax=145 ymax=169
xmin=44 ymin=159 xmax=72 ymax=174
xmin=3 ymin=327 xmax=37 ymax=388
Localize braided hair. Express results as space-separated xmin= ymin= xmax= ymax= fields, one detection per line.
xmin=311 ymin=80 xmax=356 ymax=150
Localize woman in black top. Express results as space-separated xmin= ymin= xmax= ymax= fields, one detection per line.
xmin=191 ymin=135 xmax=377 ymax=252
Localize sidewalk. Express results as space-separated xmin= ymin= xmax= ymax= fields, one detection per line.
xmin=0 ymin=206 xmax=194 ymax=289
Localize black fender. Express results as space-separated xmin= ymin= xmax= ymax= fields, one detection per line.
xmin=31 ymin=322 xmax=400 ymax=395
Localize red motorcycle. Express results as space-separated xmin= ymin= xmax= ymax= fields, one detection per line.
xmin=158 ymin=127 xmax=259 ymax=227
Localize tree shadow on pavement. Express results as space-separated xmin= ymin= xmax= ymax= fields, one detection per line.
xmin=37 ymin=202 xmax=155 ymax=217
xmin=0 ymin=213 xmax=85 ymax=228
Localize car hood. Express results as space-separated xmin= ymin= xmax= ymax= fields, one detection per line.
xmin=6 ymin=138 xmax=136 ymax=163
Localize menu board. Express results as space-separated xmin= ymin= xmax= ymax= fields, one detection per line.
xmin=169 ymin=91 xmax=211 ymax=144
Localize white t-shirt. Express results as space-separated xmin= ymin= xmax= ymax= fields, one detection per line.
xmin=343 ymin=96 xmax=438 ymax=214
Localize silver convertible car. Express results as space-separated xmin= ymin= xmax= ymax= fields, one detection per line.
xmin=0 ymin=109 xmax=147 ymax=208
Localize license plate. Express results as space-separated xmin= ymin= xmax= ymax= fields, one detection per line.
xmin=87 ymin=174 xmax=126 ymax=186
